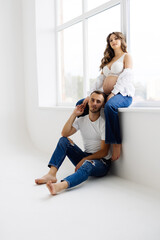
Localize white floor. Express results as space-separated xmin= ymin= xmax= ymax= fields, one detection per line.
xmin=1 ymin=145 xmax=160 ymax=240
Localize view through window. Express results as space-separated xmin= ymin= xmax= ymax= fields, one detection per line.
xmin=130 ymin=0 xmax=160 ymax=104
xmin=57 ymin=0 xmax=121 ymax=105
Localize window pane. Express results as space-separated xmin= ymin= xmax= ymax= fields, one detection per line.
xmin=130 ymin=0 xmax=160 ymax=102
xmin=88 ymin=5 xmax=121 ymax=90
xmin=87 ymin=0 xmax=110 ymax=11
xmin=57 ymin=0 xmax=82 ymax=25
xmin=58 ymin=23 xmax=83 ymax=105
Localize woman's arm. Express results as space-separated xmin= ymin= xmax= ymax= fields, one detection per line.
xmin=111 ymin=53 xmax=135 ymax=97
xmin=124 ymin=53 xmax=133 ymax=69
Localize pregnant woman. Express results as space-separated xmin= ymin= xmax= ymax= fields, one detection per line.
xmin=77 ymin=32 xmax=135 ymax=160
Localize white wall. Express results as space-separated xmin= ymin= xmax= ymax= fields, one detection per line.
xmin=0 ymin=0 xmax=30 ymax=153
xmin=22 ymin=0 xmax=82 ymax=154
xmin=112 ymin=108 xmax=160 ymax=191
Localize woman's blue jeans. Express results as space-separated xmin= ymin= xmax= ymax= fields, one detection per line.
xmin=48 ymin=137 xmax=111 ymax=188
xmin=76 ymin=93 xmax=132 ymax=144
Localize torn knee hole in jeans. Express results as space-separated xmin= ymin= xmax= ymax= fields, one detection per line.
xmin=84 ymin=160 xmax=95 ymax=166
xmin=67 ymin=138 xmax=74 ymax=146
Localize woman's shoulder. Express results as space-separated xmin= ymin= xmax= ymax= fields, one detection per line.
xmin=124 ymin=53 xmax=132 ymax=60
xmin=124 ymin=53 xmax=133 ymax=68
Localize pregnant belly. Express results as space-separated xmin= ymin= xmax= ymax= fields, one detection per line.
xmin=103 ymin=75 xmax=118 ymax=94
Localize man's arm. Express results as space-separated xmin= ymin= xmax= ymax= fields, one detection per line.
xmin=75 ymin=140 xmax=110 ymax=171
xmin=61 ymin=106 xmax=84 ymax=138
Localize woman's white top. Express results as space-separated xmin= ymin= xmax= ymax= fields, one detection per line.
xmin=87 ymin=54 xmax=135 ymax=97
xmin=103 ymin=54 xmax=125 ymax=77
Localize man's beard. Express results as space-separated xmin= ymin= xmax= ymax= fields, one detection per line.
xmin=89 ymin=107 xmax=101 ymax=113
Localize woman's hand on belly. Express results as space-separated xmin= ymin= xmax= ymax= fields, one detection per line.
xmin=103 ymin=75 xmax=118 ymax=94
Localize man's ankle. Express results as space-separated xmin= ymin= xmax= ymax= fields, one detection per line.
xmin=49 ymin=166 xmax=57 ymax=176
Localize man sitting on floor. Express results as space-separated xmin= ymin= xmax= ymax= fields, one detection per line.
xmin=35 ymin=91 xmax=112 ymax=195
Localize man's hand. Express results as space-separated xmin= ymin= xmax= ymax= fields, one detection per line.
xmin=75 ymin=158 xmax=87 ymax=172
xmin=73 ymin=105 xmax=85 ymax=117
xmin=61 ymin=106 xmax=83 ymax=137
xmin=107 ymin=93 xmax=115 ymax=101
xmin=75 ymin=96 xmax=89 ymax=116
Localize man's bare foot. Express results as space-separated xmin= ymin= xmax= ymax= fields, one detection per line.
xmin=112 ymin=144 xmax=121 ymax=161
xmin=46 ymin=181 xmax=68 ymax=195
xmin=35 ymin=173 xmax=57 ymax=185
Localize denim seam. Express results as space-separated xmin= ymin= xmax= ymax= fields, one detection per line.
xmin=48 ymin=163 xmax=59 ymax=169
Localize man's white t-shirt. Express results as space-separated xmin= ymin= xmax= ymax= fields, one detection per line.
xmin=72 ymin=115 xmax=112 ymax=160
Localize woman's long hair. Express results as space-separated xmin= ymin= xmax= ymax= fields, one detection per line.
xmin=99 ymin=32 xmax=127 ymax=70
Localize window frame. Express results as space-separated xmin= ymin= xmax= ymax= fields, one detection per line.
xmin=54 ymin=0 xmax=130 ymax=106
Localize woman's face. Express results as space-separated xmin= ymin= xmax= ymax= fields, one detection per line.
xmin=109 ymin=34 xmax=121 ymax=50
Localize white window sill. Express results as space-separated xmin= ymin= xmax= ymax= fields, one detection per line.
xmin=39 ymin=101 xmax=160 ymax=113
xmin=119 ymin=101 xmax=160 ymax=112
xmin=119 ymin=107 xmax=160 ymax=113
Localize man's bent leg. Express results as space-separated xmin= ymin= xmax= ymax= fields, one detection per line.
xmin=48 ymin=137 xmax=73 ymax=168
xmin=46 ymin=159 xmax=111 ymax=195
xmin=35 ymin=137 xmax=76 ymax=185
xmin=46 ymin=161 xmax=93 ymax=195
xmin=62 ymin=160 xmax=93 ymax=188
xmin=66 ymin=139 xmax=91 ymax=166
xmin=63 ymin=159 xmax=111 ymax=188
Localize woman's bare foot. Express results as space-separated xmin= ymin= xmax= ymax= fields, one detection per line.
xmin=35 ymin=173 xmax=57 ymax=185
xmin=46 ymin=181 xmax=68 ymax=195
xmin=112 ymin=144 xmax=121 ymax=161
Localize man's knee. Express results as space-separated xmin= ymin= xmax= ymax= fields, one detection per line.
xmin=67 ymin=138 xmax=74 ymax=146
xmin=58 ymin=136 xmax=69 ymax=146
xmin=58 ymin=136 xmax=74 ymax=147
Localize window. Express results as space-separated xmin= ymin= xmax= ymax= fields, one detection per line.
xmin=87 ymin=0 xmax=111 ymax=11
xmin=56 ymin=0 xmax=123 ymax=106
xmin=57 ymin=0 xmax=82 ymax=24
xmin=130 ymin=0 xmax=160 ymax=104
xmin=35 ymin=0 xmax=56 ymax=107
xmin=36 ymin=0 xmax=160 ymax=107
xmin=88 ymin=5 xmax=120 ymax=89
xmin=35 ymin=0 xmax=129 ymax=107
xmin=57 ymin=23 xmax=83 ymax=105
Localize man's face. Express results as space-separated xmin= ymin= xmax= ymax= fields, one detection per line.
xmin=88 ymin=93 xmax=104 ymax=113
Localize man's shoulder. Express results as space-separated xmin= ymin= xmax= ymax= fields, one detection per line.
xmin=74 ymin=115 xmax=88 ymax=125
xmin=96 ymin=116 xmax=105 ymax=133
xmin=77 ymin=115 xmax=89 ymax=122
xmin=99 ymin=115 xmax=105 ymax=124
xmin=100 ymin=109 xmax=105 ymax=119
xmin=77 ymin=115 xmax=105 ymax=127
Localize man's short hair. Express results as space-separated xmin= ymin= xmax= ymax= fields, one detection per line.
xmin=90 ymin=90 xmax=107 ymax=103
